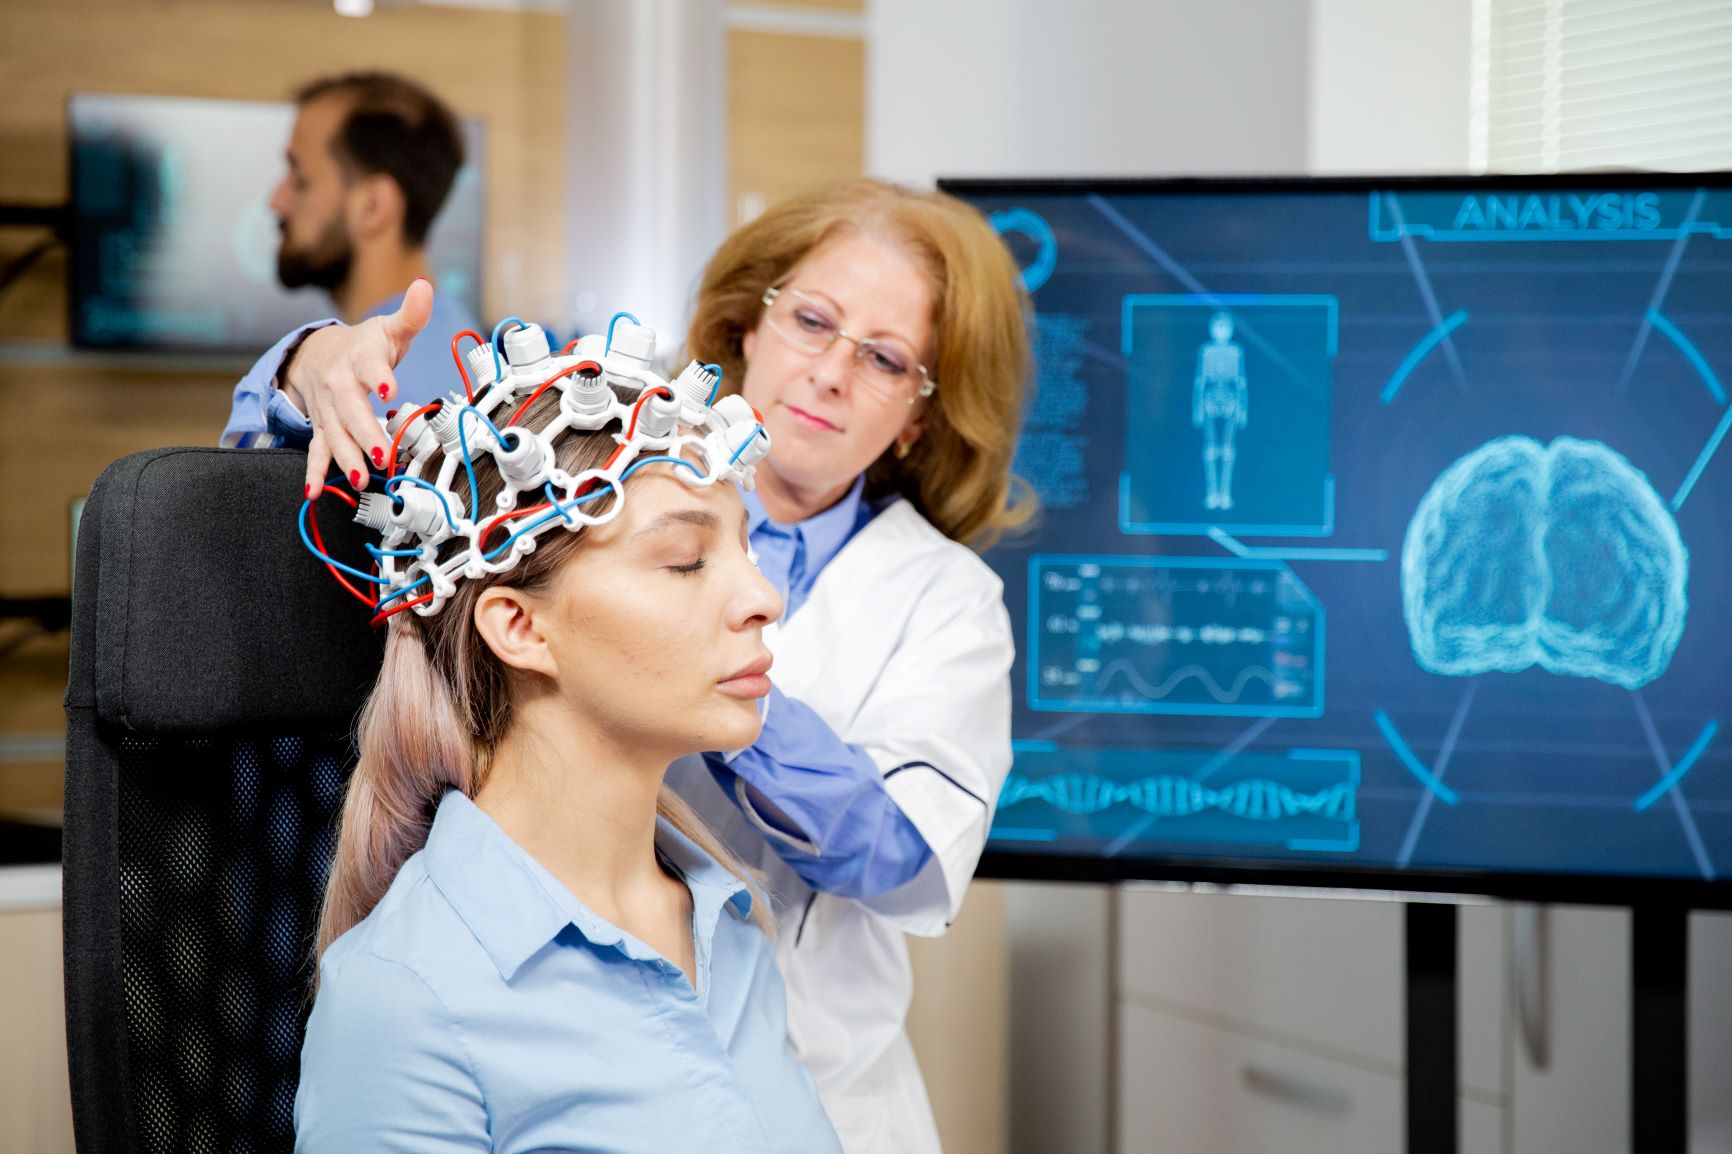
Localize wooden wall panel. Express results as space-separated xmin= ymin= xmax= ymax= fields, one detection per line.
xmin=726 ymin=27 xmax=864 ymax=225
xmin=0 ymin=0 xmax=569 ymax=597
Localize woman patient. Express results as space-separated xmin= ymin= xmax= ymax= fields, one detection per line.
xmin=294 ymin=379 xmax=839 ymax=1152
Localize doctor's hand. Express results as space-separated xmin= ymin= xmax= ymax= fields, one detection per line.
xmin=283 ymin=277 xmax=434 ymax=499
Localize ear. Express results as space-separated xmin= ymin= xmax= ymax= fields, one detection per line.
xmin=741 ymin=325 xmax=757 ymax=366
xmin=894 ymin=409 xmax=926 ymax=456
xmin=348 ymin=173 xmax=404 ymax=241
xmin=472 ymin=586 xmax=559 ymax=678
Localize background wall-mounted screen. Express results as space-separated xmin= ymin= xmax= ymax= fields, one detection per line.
xmin=69 ymin=93 xmax=483 ymax=352
xmin=945 ymin=176 xmax=1732 ymax=903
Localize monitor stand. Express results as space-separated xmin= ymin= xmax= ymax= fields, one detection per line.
xmin=1632 ymin=903 xmax=1688 ymax=1154
xmin=1405 ymin=902 xmax=1458 ymax=1154
xmin=1404 ymin=901 xmax=1690 ymax=1154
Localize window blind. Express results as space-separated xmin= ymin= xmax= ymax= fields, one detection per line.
xmin=1481 ymin=0 xmax=1732 ymax=173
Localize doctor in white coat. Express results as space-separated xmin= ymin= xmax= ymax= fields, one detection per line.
xmin=674 ymin=178 xmax=1032 ymax=1153
xmin=251 ymin=178 xmax=1032 ymax=1154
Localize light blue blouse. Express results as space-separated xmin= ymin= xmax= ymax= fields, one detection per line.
xmin=294 ymin=790 xmax=840 ymax=1153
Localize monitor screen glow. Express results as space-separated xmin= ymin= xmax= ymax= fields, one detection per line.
xmin=68 ymin=92 xmax=483 ymax=352
xmin=946 ymin=176 xmax=1732 ymax=904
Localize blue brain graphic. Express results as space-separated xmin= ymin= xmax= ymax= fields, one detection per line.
xmin=1401 ymin=436 xmax=1688 ymax=690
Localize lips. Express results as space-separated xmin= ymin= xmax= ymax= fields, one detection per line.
xmin=717 ymin=654 xmax=774 ymax=699
xmin=784 ymin=404 xmax=841 ymax=433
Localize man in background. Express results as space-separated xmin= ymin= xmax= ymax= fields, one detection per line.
xmin=224 ymin=72 xmax=478 ymax=448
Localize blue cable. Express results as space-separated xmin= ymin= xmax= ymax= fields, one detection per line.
xmin=383 ymin=474 xmax=458 ymax=531
xmin=605 ymin=311 xmax=640 ymax=355
xmin=366 ymin=544 xmax=425 ymax=559
xmin=455 ymin=407 xmax=488 ymax=515
xmin=489 ymin=316 xmax=526 ymax=385
xmin=622 ymin=454 xmax=705 ymax=481
xmin=374 ymin=572 xmax=432 ymax=609
xmin=368 ymin=450 xmax=715 ymax=610
xmin=702 ymin=362 xmax=722 ymax=404
xmin=485 ymin=481 xmax=615 ymax=563
xmin=728 ymin=424 xmax=766 ymax=466
xmin=298 ymin=501 xmax=389 ymax=586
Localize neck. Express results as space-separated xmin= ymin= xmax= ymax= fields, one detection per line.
xmin=333 ymin=239 xmax=433 ymax=324
xmin=752 ymin=465 xmax=855 ymax=525
xmin=471 ymin=686 xmax=673 ymax=924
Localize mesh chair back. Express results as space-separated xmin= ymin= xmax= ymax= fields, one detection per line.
xmin=64 ymin=448 xmax=383 ymax=1154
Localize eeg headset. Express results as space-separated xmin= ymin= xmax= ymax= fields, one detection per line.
xmin=298 ymin=312 xmax=769 ymax=624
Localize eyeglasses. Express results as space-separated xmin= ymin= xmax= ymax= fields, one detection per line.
xmin=759 ymin=287 xmax=937 ymax=405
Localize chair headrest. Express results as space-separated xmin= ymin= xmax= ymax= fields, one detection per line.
xmin=70 ymin=448 xmax=385 ymax=733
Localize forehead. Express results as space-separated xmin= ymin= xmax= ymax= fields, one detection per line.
xmin=288 ymin=95 xmax=349 ymax=163
xmin=786 ymin=234 xmax=933 ymax=345
xmin=588 ymin=467 xmax=745 ymax=545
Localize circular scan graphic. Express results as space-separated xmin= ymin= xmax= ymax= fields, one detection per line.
xmin=1401 ymin=435 xmax=1688 ymax=690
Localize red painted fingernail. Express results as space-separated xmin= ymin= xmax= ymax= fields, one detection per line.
xmin=379 ymin=384 xmax=390 ymax=399
xmin=371 ymin=446 xmax=385 ymax=467
xmin=349 ymin=469 xmax=364 ymax=488
xmin=305 ymin=484 xmax=316 ymax=500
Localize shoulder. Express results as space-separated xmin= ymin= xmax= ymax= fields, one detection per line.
xmin=856 ymin=499 xmax=1003 ymax=604
xmin=318 ymin=854 xmax=485 ymax=998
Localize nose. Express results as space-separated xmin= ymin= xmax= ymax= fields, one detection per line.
xmin=268 ymin=175 xmax=291 ymax=219
xmin=733 ymin=552 xmax=784 ymax=631
xmin=806 ymin=335 xmax=857 ymax=396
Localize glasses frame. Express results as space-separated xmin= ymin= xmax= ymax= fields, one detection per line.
xmin=760 ymin=286 xmax=937 ymax=405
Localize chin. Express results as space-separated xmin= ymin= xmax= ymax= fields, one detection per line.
xmin=709 ymin=707 xmax=766 ymax=753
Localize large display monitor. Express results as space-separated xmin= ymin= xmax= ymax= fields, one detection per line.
xmin=944 ymin=175 xmax=1732 ymax=906
xmin=68 ymin=93 xmax=484 ymax=352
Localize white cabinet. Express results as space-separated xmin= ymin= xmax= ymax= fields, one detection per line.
xmin=1115 ymin=999 xmax=1504 ymax=1154
xmin=1113 ymin=890 xmax=1732 ymax=1154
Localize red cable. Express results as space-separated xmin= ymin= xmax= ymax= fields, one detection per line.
xmin=561 ymin=339 xmax=583 ymax=355
xmin=384 ymin=399 xmax=443 ymax=476
xmin=478 ymin=501 xmax=555 ymax=552
xmin=307 ymin=486 xmax=374 ymax=608
xmin=506 ymin=361 xmax=603 ymax=427
xmin=626 ymin=386 xmax=672 ymax=440
xmin=371 ymin=592 xmax=434 ymax=626
xmin=450 ymin=331 xmax=484 ymax=403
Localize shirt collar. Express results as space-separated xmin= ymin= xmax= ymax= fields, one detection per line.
xmin=421 ymin=790 xmax=754 ymax=982
xmin=742 ymin=472 xmax=866 ymax=564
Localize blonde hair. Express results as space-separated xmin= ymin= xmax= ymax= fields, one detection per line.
xmin=316 ymin=390 xmax=770 ymax=955
xmin=687 ymin=178 xmax=1036 ymax=550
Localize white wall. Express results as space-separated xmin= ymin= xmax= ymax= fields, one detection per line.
xmin=1307 ymin=0 xmax=1474 ymax=174
xmin=868 ymin=0 xmax=1311 ymax=187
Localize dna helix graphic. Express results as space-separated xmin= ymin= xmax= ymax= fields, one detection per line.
xmin=999 ymin=772 xmax=1356 ymax=823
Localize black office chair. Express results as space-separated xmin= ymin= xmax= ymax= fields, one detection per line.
xmin=63 ymin=447 xmax=384 ymax=1153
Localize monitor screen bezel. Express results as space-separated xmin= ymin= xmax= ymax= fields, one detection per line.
xmin=942 ymin=170 xmax=1732 ymax=909
xmin=64 ymin=91 xmax=486 ymax=355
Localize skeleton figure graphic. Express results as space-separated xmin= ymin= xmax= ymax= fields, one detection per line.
xmin=1193 ymin=311 xmax=1249 ymax=511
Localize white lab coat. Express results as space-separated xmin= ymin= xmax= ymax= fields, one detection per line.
xmin=666 ymin=497 xmax=1014 ymax=1154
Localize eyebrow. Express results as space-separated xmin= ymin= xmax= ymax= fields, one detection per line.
xmin=792 ymin=286 xmax=920 ymax=349
xmin=633 ymin=508 xmax=734 ymax=538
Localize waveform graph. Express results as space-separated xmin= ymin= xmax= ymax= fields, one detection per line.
xmin=991 ymin=743 xmax=1360 ymax=854
xmin=1028 ymin=555 xmax=1324 ymax=717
